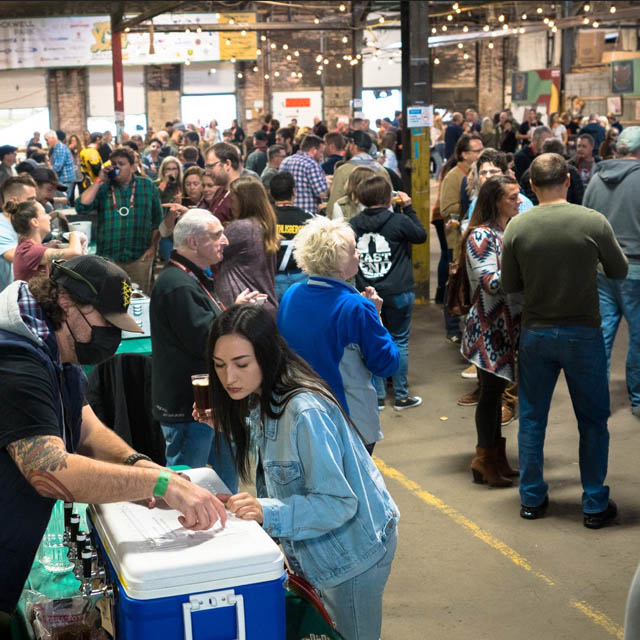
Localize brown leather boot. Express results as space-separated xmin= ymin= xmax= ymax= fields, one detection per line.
xmin=496 ymin=436 xmax=519 ymax=478
xmin=471 ymin=447 xmax=513 ymax=487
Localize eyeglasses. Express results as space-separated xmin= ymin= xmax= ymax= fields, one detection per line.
xmin=479 ymin=169 xmax=502 ymax=177
xmin=51 ymin=260 xmax=98 ymax=296
xmin=205 ymin=160 xmax=222 ymax=170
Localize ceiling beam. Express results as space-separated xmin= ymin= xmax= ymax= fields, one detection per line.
xmin=127 ymin=21 xmax=355 ymax=32
xmin=116 ymin=1 xmax=192 ymax=32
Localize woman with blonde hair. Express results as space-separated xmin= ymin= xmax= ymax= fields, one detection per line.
xmin=215 ymin=177 xmax=280 ymax=316
xmin=549 ymin=112 xmax=568 ymax=144
xmin=155 ymin=156 xmax=183 ymax=189
xmin=332 ymin=165 xmax=377 ymax=221
xmin=479 ymin=117 xmax=498 ymax=149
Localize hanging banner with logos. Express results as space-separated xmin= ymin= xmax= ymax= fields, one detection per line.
xmin=0 ymin=12 xmax=257 ymax=70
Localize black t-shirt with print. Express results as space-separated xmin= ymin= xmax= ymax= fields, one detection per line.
xmin=275 ymin=205 xmax=313 ymax=274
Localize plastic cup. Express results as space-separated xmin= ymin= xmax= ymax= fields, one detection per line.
xmin=192 ymin=374 xmax=211 ymax=411
xmin=36 ymin=500 xmax=73 ymax=573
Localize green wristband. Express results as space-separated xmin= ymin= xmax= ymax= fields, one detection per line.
xmin=153 ymin=469 xmax=171 ymax=498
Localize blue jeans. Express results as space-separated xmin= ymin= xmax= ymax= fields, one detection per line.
xmin=275 ymin=271 xmax=307 ymax=301
xmin=598 ymin=267 xmax=640 ymax=408
xmin=161 ymin=421 xmax=239 ymax=493
xmin=159 ymin=237 xmax=173 ymax=263
xmin=320 ymin=523 xmax=397 ymax=640
xmin=375 ymin=291 xmax=414 ymax=400
xmin=518 ymin=326 xmax=610 ymax=513
xmin=432 ymin=219 xmax=450 ymax=293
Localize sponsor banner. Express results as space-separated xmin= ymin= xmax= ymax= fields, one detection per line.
xmin=0 ymin=12 xmax=257 ymax=70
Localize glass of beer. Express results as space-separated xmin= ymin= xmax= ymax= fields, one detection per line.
xmin=191 ymin=374 xmax=211 ymax=412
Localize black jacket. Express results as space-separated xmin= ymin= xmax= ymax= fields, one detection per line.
xmin=349 ymin=205 xmax=427 ymax=298
xmin=150 ymin=251 xmax=224 ymax=423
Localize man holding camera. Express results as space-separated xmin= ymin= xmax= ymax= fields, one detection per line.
xmin=76 ymin=147 xmax=163 ymax=294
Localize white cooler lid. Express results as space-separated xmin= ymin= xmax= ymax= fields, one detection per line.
xmin=90 ymin=468 xmax=284 ymax=600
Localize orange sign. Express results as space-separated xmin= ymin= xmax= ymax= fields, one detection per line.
xmin=285 ymin=97 xmax=311 ymax=108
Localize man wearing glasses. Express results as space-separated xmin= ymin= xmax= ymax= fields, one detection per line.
xmin=203 ymin=142 xmax=244 ymax=224
xmin=0 ymin=255 xmax=226 ymax=625
xmin=260 ymin=144 xmax=287 ymax=190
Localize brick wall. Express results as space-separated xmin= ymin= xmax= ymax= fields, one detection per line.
xmin=47 ymin=68 xmax=87 ymax=135
xmin=478 ymin=39 xmax=506 ymax=118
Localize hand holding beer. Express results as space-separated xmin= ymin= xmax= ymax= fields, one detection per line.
xmin=191 ymin=374 xmax=213 ymax=426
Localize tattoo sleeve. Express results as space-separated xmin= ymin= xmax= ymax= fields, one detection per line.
xmin=7 ymin=436 xmax=75 ymax=501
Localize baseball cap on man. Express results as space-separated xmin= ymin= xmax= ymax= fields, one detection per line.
xmin=617 ymin=126 xmax=640 ymax=153
xmin=346 ymin=130 xmax=372 ymax=152
xmin=31 ymin=167 xmax=66 ymax=191
xmin=50 ymin=256 xmax=143 ymax=333
xmin=0 ymin=145 xmax=17 ymax=159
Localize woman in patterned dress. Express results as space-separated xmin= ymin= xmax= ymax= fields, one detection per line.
xmin=460 ymin=175 xmax=522 ymax=487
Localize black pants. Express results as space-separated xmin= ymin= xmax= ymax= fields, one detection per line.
xmin=475 ymin=368 xmax=507 ymax=448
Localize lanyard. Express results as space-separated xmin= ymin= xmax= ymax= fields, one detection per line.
xmin=169 ymin=259 xmax=225 ymax=313
xmin=212 ymin=189 xmax=230 ymax=216
xmin=111 ymin=178 xmax=137 ymax=217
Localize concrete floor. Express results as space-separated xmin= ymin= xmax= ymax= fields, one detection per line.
xmin=377 ymin=225 xmax=638 ymax=640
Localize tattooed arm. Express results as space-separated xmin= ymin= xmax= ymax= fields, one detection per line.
xmin=6 ymin=435 xmax=227 ymax=529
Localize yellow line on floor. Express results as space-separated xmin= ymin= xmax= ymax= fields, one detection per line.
xmin=373 ymin=456 xmax=625 ymax=638
xmin=571 ymin=601 xmax=624 ymax=639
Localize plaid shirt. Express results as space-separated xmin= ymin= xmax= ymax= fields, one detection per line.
xmin=280 ymin=152 xmax=328 ymax=215
xmin=50 ymin=141 xmax=76 ymax=184
xmin=75 ymin=176 xmax=163 ymax=263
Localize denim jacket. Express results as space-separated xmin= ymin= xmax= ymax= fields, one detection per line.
xmin=250 ymin=391 xmax=399 ymax=590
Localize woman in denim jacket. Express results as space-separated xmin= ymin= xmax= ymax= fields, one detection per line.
xmin=201 ymin=304 xmax=399 ymax=640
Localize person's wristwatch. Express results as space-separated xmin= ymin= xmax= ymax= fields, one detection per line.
xmin=123 ymin=453 xmax=152 ymax=466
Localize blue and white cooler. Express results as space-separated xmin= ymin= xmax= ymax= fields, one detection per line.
xmin=88 ymin=468 xmax=286 ymax=639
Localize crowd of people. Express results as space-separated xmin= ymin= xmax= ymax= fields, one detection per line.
xmin=1 ymin=101 xmax=639 ymax=638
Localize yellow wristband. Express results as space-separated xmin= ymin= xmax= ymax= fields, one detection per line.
xmin=153 ymin=469 xmax=171 ymax=498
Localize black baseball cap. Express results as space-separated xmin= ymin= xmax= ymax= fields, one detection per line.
xmin=346 ymin=130 xmax=372 ymax=151
xmin=50 ymin=256 xmax=143 ymax=333
xmin=253 ymin=130 xmax=268 ymax=141
xmin=0 ymin=145 xmax=17 ymax=159
xmin=31 ymin=167 xmax=66 ymax=191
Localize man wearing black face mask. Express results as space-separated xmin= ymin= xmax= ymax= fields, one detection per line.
xmin=0 ymin=256 xmax=227 ymax=625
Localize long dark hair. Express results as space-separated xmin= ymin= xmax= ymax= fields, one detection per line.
xmin=458 ymin=174 xmax=517 ymax=260
xmin=206 ymin=304 xmax=338 ymax=482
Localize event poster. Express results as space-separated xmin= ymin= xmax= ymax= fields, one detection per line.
xmin=0 ymin=12 xmax=257 ymax=70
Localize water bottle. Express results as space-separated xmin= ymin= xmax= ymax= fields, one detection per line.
xmin=36 ymin=500 xmax=74 ymax=573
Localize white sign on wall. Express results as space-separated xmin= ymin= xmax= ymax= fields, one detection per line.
xmin=271 ymin=91 xmax=323 ymax=128
xmin=0 ymin=13 xmax=255 ymax=70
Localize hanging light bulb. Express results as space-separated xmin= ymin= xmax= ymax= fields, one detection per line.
xmin=291 ymin=71 xmax=297 ymax=77
xmin=185 ymin=27 xmax=191 ymax=33
xmin=297 ymin=72 xmax=302 ymax=78
xmin=342 ymin=36 xmax=349 ymax=43
xmin=225 ymin=38 xmax=231 ymax=45
xmin=210 ymin=67 xmax=217 ymax=73
xmin=261 ymin=35 xmax=266 ymax=41
xmin=462 ymin=25 xmax=469 ymax=32
xmin=584 ymin=3 xmax=590 ymax=11
xmin=286 ymin=54 xmax=292 ymax=61
xmin=336 ymin=62 xmax=342 ymax=68
xmin=502 ymin=24 xmax=509 ymax=30
xmin=552 ymin=25 xmax=558 ymax=32
xmin=543 ymin=17 xmax=549 ymax=24
xmin=610 ymin=5 xmax=616 ymax=13
xmin=241 ymin=30 xmax=246 ymax=36
xmin=231 ymin=56 xmax=236 ymax=62
xmin=270 ymin=42 xmax=276 ymax=49
xmin=274 ymin=70 xmax=280 ymax=77
xmin=228 ymin=18 xmax=235 ymax=25
xmin=519 ymin=27 xmax=526 ymax=34
xmin=431 ymin=27 xmax=437 ymax=34
xmin=452 ymin=2 xmax=459 ymax=9
xmin=314 ymin=17 xmax=320 ymax=24
xmin=442 ymin=25 xmax=447 ymax=31
xmin=282 ymin=43 xmax=289 ymax=50
xmin=447 ymin=14 xmax=453 ymax=21
xmin=537 ymin=7 xmax=543 ymax=13
xmin=237 ymin=72 xmax=243 ymax=78
xmin=253 ymin=65 xmax=259 ymax=72
xmin=483 ymin=24 xmax=490 ymax=32
xmin=434 ymin=56 xmax=440 ymax=64
xmin=379 ymin=16 xmax=385 ymax=23
xmin=294 ymin=50 xmax=300 ymax=56
xmin=185 ymin=59 xmax=191 ymax=65
xmin=356 ymin=53 xmax=361 ymax=59
xmin=456 ymin=8 xmax=462 ymax=14
xmin=256 ymin=48 xmax=262 ymax=55
xmin=324 ymin=58 xmax=329 ymax=64
xmin=548 ymin=20 xmax=555 ymax=27
xmin=339 ymin=4 xmax=346 ymax=11
xmin=583 ymin=16 xmax=590 ymax=23
xmin=316 ymin=69 xmax=322 ymax=75
xmin=522 ymin=13 xmax=527 ymax=20
xmin=264 ymin=73 xmax=270 ymax=79
xmin=457 ymin=42 xmax=463 ymax=49
xmin=498 ymin=14 xmax=505 ymax=22
xmin=316 ymin=54 xmax=323 ymax=62
xmin=592 ymin=21 xmax=599 ymax=28
xmin=488 ymin=41 xmax=494 ymax=49
xmin=196 ymin=27 xmax=202 ymax=33
xmin=463 ymin=53 xmax=469 ymax=60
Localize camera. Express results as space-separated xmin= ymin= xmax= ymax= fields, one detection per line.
xmin=107 ymin=167 xmax=120 ymax=182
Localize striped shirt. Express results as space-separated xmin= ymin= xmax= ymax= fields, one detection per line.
xmin=50 ymin=141 xmax=76 ymax=184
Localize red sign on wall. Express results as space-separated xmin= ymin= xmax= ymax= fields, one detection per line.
xmin=285 ymin=97 xmax=311 ymax=107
